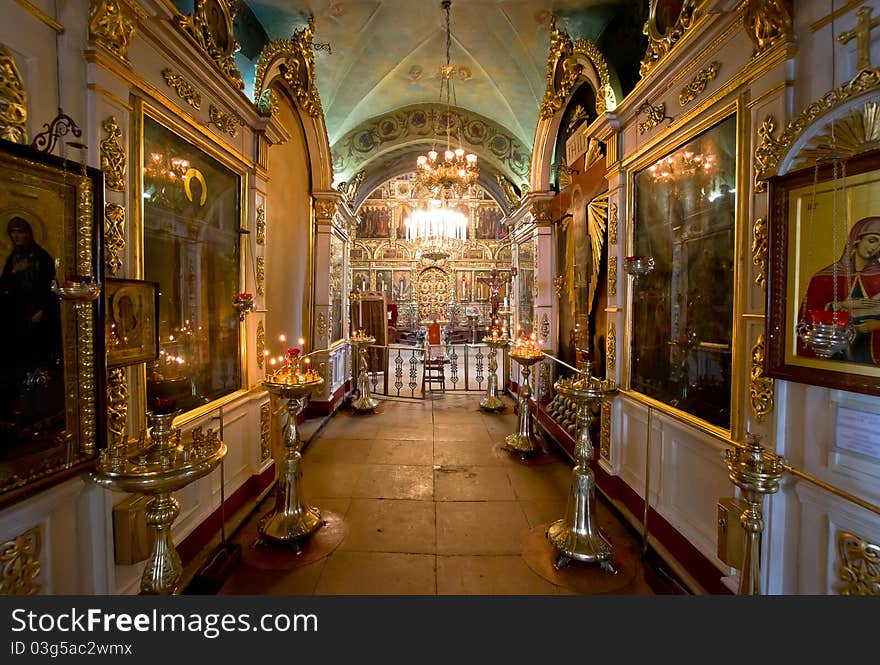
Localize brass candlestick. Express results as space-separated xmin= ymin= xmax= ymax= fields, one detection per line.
xmin=350 ymin=333 xmax=379 ymax=412
xmin=480 ymin=335 xmax=510 ymax=412
xmin=547 ymin=361 xmax=619 ymax=571
xmin=724 ymin=433 xmax=783 ymax=595
xmin=91 ymin=411 xmax=227 ymax=594
xmin=258 ymin=374 xmax=325 ymax=551
xmin=504 ymin=350 xmax=544 ymax=456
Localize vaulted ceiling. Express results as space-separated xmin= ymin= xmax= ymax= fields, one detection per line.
xmin=238 ymin=1 xmax=648 ymax=205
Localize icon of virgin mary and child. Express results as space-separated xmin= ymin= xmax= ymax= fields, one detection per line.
xmin=798 ymin=216 xmax=880 ymax=364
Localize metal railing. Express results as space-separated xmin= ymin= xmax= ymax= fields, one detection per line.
xmin=359 ymin=343 xmax=508 ymax=398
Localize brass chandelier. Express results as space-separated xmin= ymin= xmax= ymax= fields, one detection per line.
xmin=415 ymin=0 xmax=478 ymax=198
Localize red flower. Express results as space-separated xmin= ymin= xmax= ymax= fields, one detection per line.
xmin=287 ymin=348 xmax=300 ymax=358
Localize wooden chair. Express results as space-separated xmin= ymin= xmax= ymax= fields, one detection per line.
xmin=422 ymin=343 xmax=446 ymax=394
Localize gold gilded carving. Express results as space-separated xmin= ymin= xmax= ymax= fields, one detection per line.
xmin=586 ymin=192 xmax=608 ymax=316
xmin=795 ymin=102 xmax=880 ymax=168
xmin=315 ymin=198 xmax=337 ymax=220
xmin=754 ymin=115 xmax=779 ymax=192
xmin=177 ymin=0 xmax=244 ymax=90
xmin=416 ymin=266 xmax=451 ymax=319
xmin=754 ymin=68 xmax=880 ymax=184
xmin=638 ymin=101 xmax=667 ymax=134
xmin=749 ymin=334 xmax=774 ymax=422
xmin=100 ymin=116 xmax=126 ymax=192
xmin=584 ymin=138 xmax=604 ymax=170
xmin=837 ymin=531 xmax=880 ymax=595
xmin=600 ymin=400 xmax=611 ymax=461
xmin=317 ymin=312 xmax=328 ymax=342
xmin=254 ymin=20 xmax=322 ymax=117
xmin=540 ymin=16 xmax=614 ymax=119
xmin=77 ymin=175 xmax=97 ymax=455
xmin=0 ymin=526 xmax=42 ymax=595
xmin=104 ymin=203 xmax=125 ymax=275
xmin=89 ymin=0 xmax=138 ymax=63
xmin=256 ymin=204 xmax=266 ymax=245
xmin=608 ymin=256 xmax=618 ymax=297
xmin=0 ymin=44 xmax=27 ymax=144
xmin=496 ymin=174 xmax=528 ymax=210
xmin=162 ymin=69 xmax=202 ymax=110
xmin=208 ymin=104 xmax=239 ymax=137
xmin=838 ymin=6 xmax=880 ymax=72
xmin=608 ymin=202 xmax=618 ymax=245
xmin=107 ymin=366 xmax=128 ymax=449
xmin=335 ymin=170 xmax=365 ymax=208
xmin=679 ymin=61 xmax=720 ymax=106
xmin=256 ymin=256 xmax=265 ymax=296
xmin=539 ymin=313 xmax=550 ymax=342
xmin=743 ymin=0 xmax=793 ymax=58
xmin=256 ymin=320 xmax=265 ymax=369
xmin=640 ymin=0 xmax=702 ymax=78
xmin=752 ymin=216 xmax=768 ymax=291
xmin=259 ymin=402 xmax=270 ymax=463
xmin=557 ymin=163 xmax=575 ymax=189
xmin=606 ymin=322 xmax=616 ymax=372
xmin=530 ymin=200 xmax=552 ymax=225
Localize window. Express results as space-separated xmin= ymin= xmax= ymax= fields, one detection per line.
xmin=630 ymin=114 xmax=736 ymax=429
xmin=143 ymin=114 xmax=242 ymax=413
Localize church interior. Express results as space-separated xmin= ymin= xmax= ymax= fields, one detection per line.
xmin=1 ymin=0 xmax=879 ymax=597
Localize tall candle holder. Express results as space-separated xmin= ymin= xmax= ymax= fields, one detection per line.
xmin=723 ymin=432 xmax=783 ymax=595
xmin=504 ymin=335 xmax=545 ymax=456
xmin=91 ymin=407 xmax=227 ymax=594
xmin=547 ymin=360 xmax=619 ymax=571
xmin=259 ymin=362 xmax=325 ymax=550
xmin=350 ymin=329 xmax=379 ymax=412
xmin=480 ymin=330 xmax=510 ymax=412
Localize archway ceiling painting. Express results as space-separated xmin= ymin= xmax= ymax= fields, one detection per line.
xmin=242 ymin=1 xmax=645 ymax=198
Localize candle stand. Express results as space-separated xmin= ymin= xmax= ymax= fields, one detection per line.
xmin=480 ymin=335 xmax=510 ymax=412
xmin=91 ymin=411 xmax=227 ymax=594
xmin=724 ymin=433 xmax=783 ymax=595
xmin=504 ymin=349 xmax=544 ymax=456
xmin=258 ymin=372 xmax=325 ymax=551
xmin=350 ymin=332 xmax=379 ymax=412
xmin=547 ymin=360 xmax=619 ymax=571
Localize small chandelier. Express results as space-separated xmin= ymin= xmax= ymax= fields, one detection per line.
xmin=415 ymin=0 xmax=478 ymax=199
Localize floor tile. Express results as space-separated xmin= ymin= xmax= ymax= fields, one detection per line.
xmin=314 ymin=552 xmax=436 ymax=594
xmin=339 ymin=499 xmax=436 ymax=553
xmin=434 ymin=465 xmax=516 ymax=501
xmin=368 ymin=438 xmax=433 ymax=465
xmin=437 ymin=555 xmax=561 ymax=595
xmin=351 ymin=464 xmax=434 ymax=500
xmin=436 ymin=501 xmax=530 ymax=555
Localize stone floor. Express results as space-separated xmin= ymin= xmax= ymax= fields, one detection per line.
xmin=217 ymin=392 xmax=658 ymax=595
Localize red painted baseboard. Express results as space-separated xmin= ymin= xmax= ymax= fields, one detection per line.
xmin=304 ymin=379 xmax=352 ymax=419
xmin=177 ymin=464 xmax=275 ymax=566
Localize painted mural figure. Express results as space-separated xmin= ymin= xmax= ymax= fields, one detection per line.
xmin=799 ymin=216 xmax=880 ymax=364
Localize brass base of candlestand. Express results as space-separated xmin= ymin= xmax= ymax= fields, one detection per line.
xmin=546 ymin=464 xmax=615 ymax=572
xmin=479 ymin=394 xmax=506 ymax=412
xmin=351 ymin=394 xmax=380 ymax=412
xmin=502 ymin=432 xmax=543 ymax=456
xmin=257 ymin=451 xmax=323 ymax=552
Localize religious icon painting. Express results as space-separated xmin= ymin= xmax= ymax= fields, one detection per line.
xmin=766 ymin=149 xmax=880 ymax=396
xmin=0 ymin=138 xmax=105 ymax=506
xmin=106 ymin=278 xmax=159 ymax=368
